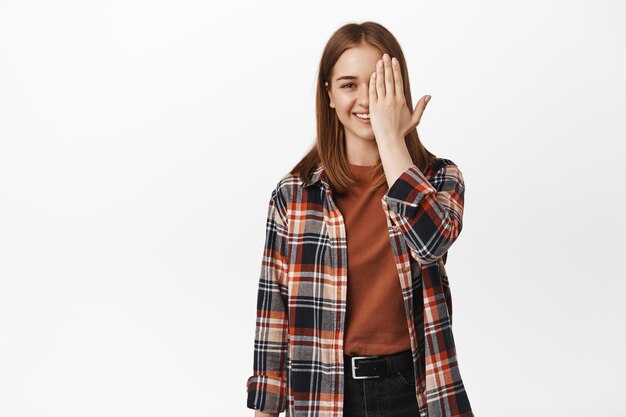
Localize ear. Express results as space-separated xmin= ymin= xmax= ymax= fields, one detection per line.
xmin=325 ymin=81 xmax=335 ymax=108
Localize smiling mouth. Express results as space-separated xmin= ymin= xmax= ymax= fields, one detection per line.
xmin=353 ymin=113 xmax=371 ymax=124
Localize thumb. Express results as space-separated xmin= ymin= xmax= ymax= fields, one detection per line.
xmin=412 ymin=95 xmax=430 ymax=127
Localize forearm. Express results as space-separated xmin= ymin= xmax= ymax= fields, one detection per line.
xmin=376 ymin=135 xmax=413 ymax=189
xmin=381 ymin=159 xmax=465 ymax=264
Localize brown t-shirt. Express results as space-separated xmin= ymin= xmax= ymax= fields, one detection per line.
xmin=333 ymin=163 xmax=412 ymax=356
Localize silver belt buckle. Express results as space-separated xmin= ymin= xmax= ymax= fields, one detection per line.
xmin=351 ymin=356 xmax=381 ymax=379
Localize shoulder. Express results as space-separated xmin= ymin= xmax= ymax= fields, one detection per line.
xmin=277 ymin=171 xmax=305 ymax=189
xmin=264 ymin=171 xmax=314 ymax=227
xmin=265 ymin=172 xmax=304 ymax=214
xmin=271 ymin=168 xmax=317 ymax=202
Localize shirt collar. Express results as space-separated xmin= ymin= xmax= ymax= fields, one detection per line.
xmin=301 ymin=163 xmax=328 ymax=188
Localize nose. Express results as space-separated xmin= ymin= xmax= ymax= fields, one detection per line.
xmin=358 ymin=87 xmax=369 ymax=107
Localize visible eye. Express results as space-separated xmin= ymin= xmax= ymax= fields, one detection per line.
xmin=340 ymin=83 xmax=357 ymax=88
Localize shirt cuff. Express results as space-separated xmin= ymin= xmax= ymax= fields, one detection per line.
xmin=246 ymin=374 xmax=288 ymax=414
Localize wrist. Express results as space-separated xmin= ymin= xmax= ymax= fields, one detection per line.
xmin=375 ymin=133 xmax=404 ymax=149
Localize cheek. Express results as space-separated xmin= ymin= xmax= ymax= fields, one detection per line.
xmin=334 ymin=96 xmax=353 ymax=113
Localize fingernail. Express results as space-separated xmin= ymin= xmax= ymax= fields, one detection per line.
xmin=425 ymin=96 xmax=431 ymax=103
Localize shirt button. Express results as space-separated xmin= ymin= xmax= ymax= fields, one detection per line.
xmin=392 ymin=225 xmax=399 ymax=231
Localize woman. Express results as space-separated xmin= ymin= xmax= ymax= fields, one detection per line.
xmin=246 ymin=22 xmax=474 ymax=417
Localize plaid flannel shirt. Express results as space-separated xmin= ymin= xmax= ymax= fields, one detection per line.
xmin=246 ymin=158 xmax=474 ymax=417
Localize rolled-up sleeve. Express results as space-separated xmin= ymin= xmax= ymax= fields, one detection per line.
xmin=382 ymin=162 xmax=465 ymax=265
xmin=246 ymin=187 xmax=290 ymax=414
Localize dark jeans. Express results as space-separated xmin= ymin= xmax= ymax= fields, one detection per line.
xmin=343 ymin=350 xmax=420 ymax=417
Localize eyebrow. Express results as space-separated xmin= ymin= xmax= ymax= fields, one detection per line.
xmin=335 ymin=75 xmax=360 ymax=82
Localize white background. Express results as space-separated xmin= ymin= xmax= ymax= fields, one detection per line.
xmin=1 ymin=1 xmax=625 ymax=416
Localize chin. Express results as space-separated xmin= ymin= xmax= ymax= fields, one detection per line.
xmin=360 ymin=129 xmax=376 ymax=140
xmin=343 ymin=124 xmax=375 ymax=142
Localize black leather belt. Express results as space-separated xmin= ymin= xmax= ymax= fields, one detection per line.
xmin=344 ymin=349 xmax=413 ymax=380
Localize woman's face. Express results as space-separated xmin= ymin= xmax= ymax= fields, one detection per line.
xmin=325 ymin=43 xmax=383 ymax=144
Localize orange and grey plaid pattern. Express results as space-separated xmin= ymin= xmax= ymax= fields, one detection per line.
xmin=246 ymin=158 xmax=474 ymax=417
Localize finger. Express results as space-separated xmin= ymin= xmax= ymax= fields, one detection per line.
xmin=413 ymin=95 xmax=429 ymax=126
xmin=392 ymin=57 xmax=404 ymax=99
xmin=376 ymin=59 xmax=385 ymax=98
xmin=383 ymin=54 xmax=394 ymax=99
xmin=369 ymin=71 xmax=377 ymax=103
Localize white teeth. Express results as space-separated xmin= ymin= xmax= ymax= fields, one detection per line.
xmin=354 ymin=113 xmax=370 ymax=119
